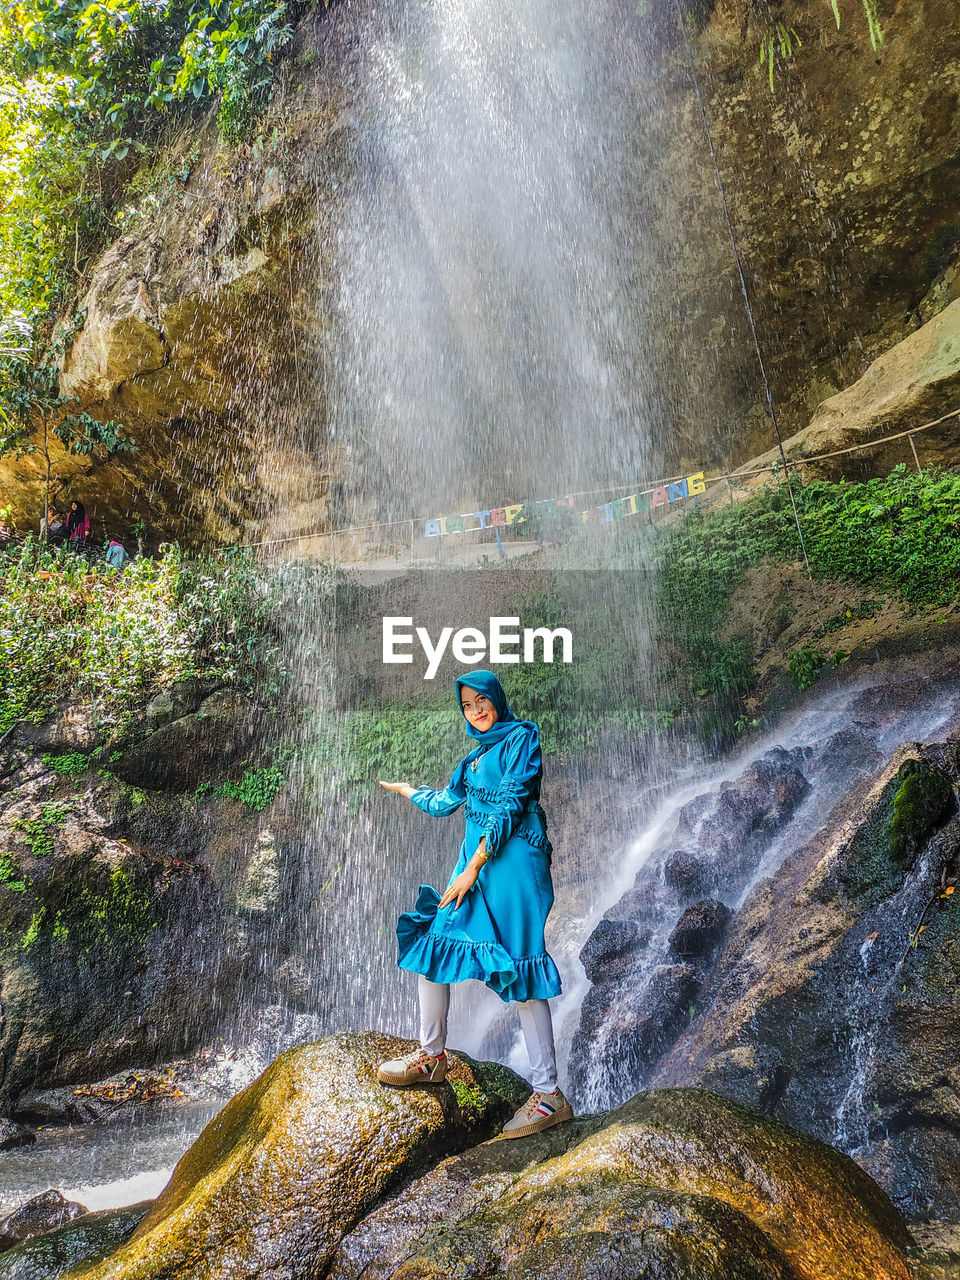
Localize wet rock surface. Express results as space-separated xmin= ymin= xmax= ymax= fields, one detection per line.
xmin=0 ymin=1191 xmax=87 ymax=1252
xmin=77 ymin=1032 xmax=527 ymax=1280
xmin=653 ymin=742 xmax=960 ymax=1221
xmin=110 ymin=689 xmax=263 ymax=791
xmin=571 ymin=746 xmax=810 ymax=1099
xmin=0 ymin=1122 xmax=35 ymax=1153
xmin=578 ymin=919 xmax=652 ymax=983
xmin=329 ymin=1087 xmax=911 ymax=1280
xmin=669 ymin=899 xmax=731 ymax=959
xmin=0 ymin=701 xmax=292 ymax=1108
xmin=570 ymin=716 xmax=960 ymax=1223
xmin=0 ymin=1203 xmax=149 ymax=1279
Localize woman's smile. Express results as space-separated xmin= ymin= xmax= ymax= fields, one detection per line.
xmin=460 ymin=690 xmax=499 ymax=731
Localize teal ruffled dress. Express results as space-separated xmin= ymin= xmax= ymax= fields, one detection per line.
xmin=396 ymin=673 xmax=562 ymax=1003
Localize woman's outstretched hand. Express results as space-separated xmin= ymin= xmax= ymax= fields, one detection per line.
xmin=379 ymin=781 xmax=416 ymax=799
xmin=439 ymin=864 xmax=480 ymax=911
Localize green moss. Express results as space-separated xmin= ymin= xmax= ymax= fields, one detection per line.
xmin=14 ymin=802 xmax=68 ymax=858
xmin=889 ymin=764 xmax=955 ymax=865
xmin=458 ymin=1054 xmax=530 ymax=1110
xmin=21 ymin=908 xmax=46 ymax=950
xmin=0 ymin=851 xmax=29 ymax=893
xmin=69 ymin=862 xmax=160 ymax=953
xmin=450 ymin=1081 xmax=489 ymax=1116
xmin=840 ymin=760 xmax=955 ymax=903
xmin=6 ymin=859 xmax=160 ymax=956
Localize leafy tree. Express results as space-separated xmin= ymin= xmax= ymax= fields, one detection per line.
xmin=0 ymin=316 xmax=136 ymax=532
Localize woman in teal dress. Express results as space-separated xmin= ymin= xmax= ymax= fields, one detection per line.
xmin=378 ymin=669 xmax=573 ymax=1138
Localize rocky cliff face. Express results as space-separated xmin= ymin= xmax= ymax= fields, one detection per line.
xmin=2 ymin=0 xmax=957 ymax=545
xmin=0 ymin=686 xmax=294 ymax=1108
xmin=570 ymin=659 xmax=960 ymax=1222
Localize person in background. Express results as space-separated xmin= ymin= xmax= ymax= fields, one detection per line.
xmin=40 ymin=507 xmax=65 ymax=544
xmin=65 ymin=500 xmax=90 ymax=551
xmin=105 ymin=538 xmax=129 ymax=570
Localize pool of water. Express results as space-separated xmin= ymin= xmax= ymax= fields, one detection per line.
xmin=0 ymin=1099 xmax=221 ymax=1217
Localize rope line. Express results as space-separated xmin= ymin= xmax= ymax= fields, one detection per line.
xmin=670 ymin=0 xmax=813 ymax=578
xmin=233 ymin=407 xmax=958 ymax=552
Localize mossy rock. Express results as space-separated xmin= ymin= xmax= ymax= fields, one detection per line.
xmin=73 ymin=1032 xmax=527 ymax=1280
xmin=840 ymin=758 xmax=955 ymax=903
xmin=332 ymin=1088 xmax=912 ymax=1280
xmin=0 ymin=1204 xmax=149 ymax=1280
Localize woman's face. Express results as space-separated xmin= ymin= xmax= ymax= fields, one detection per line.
xmin=460 ymin=687 xmax=499 ymax=733
xmin=71 ymin=502 xmax=78 ymax=512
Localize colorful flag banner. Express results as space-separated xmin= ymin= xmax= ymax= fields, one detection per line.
xmin=423 ymin=474 xmax=707 ymax=537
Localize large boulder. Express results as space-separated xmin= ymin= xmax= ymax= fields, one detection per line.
xmin=0 ymin=735 xmax=271 ymax=1107
xmin=0 ymin=1192 xmax=87 ymax=1253
xmin=111 ymin=690 xmax=262 ymax=791
xmin=77 ymin=1033 xmax=527 ymax=1280
xmin=571 ymin=748 xmax=810 ymax=1100
xmin=329 ymin=1088 xmax=912 ymax=1280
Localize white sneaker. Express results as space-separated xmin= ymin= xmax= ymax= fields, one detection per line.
xmin=501 ymin=1088 xmax=573 ymax=1138
xmin=377 ymin=1048 xmax=450 ymax=1086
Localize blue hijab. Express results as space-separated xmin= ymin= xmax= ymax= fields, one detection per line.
xmin=455 ymin=670 xmax=539 ymax=767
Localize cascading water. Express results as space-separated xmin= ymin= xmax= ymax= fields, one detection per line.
xmin=329 ymin=0 xmax=653 ymax=526
xmin=262 ymin=0 xmax=675 ymax=1058
xmin=542 ymin=666 xmax=960 ymax=1147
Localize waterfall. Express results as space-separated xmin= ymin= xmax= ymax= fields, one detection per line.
xmin=328 ymin=0 xmax=654 ymax=529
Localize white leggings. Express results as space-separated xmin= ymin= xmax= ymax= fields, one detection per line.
xmin=417 ymin=975 xmax=559 ymax=1093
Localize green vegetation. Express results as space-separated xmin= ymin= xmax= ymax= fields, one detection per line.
xmin=449 ymin=1080 xmax=488 ymax=1117
xmin=14 ymin=801 xmax=68 ymax=857
xmin=657 ymin=467 xmax=960 ymax=708
xmin=42 ymin=750 xmax=89 ymax=777
xmin=0 ymin=851 xmax=29 ymax=892
xmin=196 ymin=763 xmax=285 ymax=810
xmin=788 ymin=645 xmax=849 ymax=690
xmin=759 ymin=1 xmax=883 ymax=91
xmin=0 ymin=539 xmax=284 ymax=734
xmin=759 ymin=21 xmax=801 ymax=93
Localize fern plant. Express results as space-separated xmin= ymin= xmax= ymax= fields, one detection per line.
xmin=761 ymin=1 xmax=884 ymax=94
xmin=828 ymin=0 xmax=884 ymax=51
xmin=759 ymin=20 xmax=802 ymax=91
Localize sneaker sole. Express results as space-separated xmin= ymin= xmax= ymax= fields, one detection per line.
xmin=500 ymin=1102 xmax=574 ymax=1139
xmin=377 ymin=1067 xmax=449 ymax=1086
